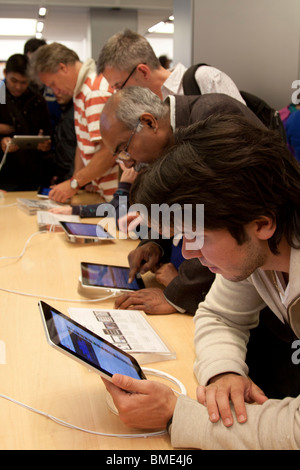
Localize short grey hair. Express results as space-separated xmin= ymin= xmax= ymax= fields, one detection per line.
xmin=29 ymin=42 xmax=79 ymax=79
xmin=112 ymin=86 xmax=169 ymax=129
xmin=97 ymin=29 xmax=160 ymax=74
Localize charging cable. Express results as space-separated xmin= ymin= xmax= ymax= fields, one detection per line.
xmin=0 ymin=230 xmax=47 ymax=261
xmin=0 ymin=230 xmax=117 ymax=303
xmin=0 ymin=140 xmax=11 ymax=173
xmin=0 ymin=368 xmax=186 ymax=439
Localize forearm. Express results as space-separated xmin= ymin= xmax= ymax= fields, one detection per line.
xmin=193 ymin=276 xmax=263 ymax=385
xmin=171 ymin=394 xmax=300 ymax=450
xmin=0 ymin=124 xmax=14 ymax=135
xmin=73 ymin=145 xmax=115 ymax=188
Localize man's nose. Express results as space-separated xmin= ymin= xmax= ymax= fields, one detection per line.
xmin=182 ymin=237 xmax=202 ymax=259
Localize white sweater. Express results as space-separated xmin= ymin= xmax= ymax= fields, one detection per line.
xmin=170 ymin=246 xmax=300 ymax=449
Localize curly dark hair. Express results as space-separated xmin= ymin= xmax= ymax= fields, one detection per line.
xmin=130 ymin=114 xmax=300 ymax=254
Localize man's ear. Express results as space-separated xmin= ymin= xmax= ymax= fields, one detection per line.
xmin=139 ymin=113 xmax=158 ymax=131
xmin=136 ymin=63 xmax=151 ymax=79
xmin=254 ymin=216 xmax=276 ymax=240
xmin=58 ymin=62 xmax=68 ymax=74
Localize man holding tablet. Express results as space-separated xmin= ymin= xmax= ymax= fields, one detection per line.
xmin=103 ymin=115 xmax=300 ymax=450
xmin=0 ymin=54 xmax=52 ymax=191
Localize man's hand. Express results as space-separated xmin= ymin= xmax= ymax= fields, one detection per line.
xmin=114 ymin=287 xmax=177 ymax=314
xmin=196 ymin=373 xmax=268 ymax=427
xmin=103 ymin=374 xmax=177 ymax=430
xmin=1 ymin=137 xmax=18 ymax=153
xmin=127 ymin=243 xmax=163 ymax=283
xmin=155 ymin=263 xmax=178 ymax=287
xmin=49 ymin=180 xmax=77 ymax=203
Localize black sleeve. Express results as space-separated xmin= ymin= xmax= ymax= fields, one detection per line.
xmin=163 ymin=258 xmax=215 ymax=315
xmin=72 ymin=182 xmax=131 ymax=221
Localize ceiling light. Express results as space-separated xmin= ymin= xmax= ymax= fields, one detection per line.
xmin=148 ymin=21 xmax=174 ymax=34
xmin=0 ymin=18 xmax=37 ymax=36
xmin=36 ymin=21 xmax=44 ymax=33
xmin=38 ymin=7 xmax=47 ymax=17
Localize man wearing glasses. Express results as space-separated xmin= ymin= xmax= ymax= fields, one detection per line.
xmin=99 ymin=86 xmax=262 ymax=316
xmin=97 ymin=29 xmax=245 ymax=103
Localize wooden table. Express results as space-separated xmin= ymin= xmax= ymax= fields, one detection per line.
xmin=0 ymin=191 xmax=198 ymax=450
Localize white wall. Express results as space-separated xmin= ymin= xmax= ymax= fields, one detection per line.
xmin=0 ymin=4 xmax=173 ymax=77
xmin=0 ymin=6 xmax=91 ymax=65
xmin=174 ymin=0 xmax=300 ymax=109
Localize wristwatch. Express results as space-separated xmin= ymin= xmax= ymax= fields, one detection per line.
xmin=70 ymin=178 xmax=80 ymax=190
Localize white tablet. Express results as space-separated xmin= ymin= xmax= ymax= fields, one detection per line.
xmin=11 ymin=135 xmax=51 ymax=149
xmin=78 ymin=262 xmax=145 ymax=297
xmin=59 ymin=221 xmax=114 ymax=243
xmin=38 ymin=301 xmax=147 ymax=382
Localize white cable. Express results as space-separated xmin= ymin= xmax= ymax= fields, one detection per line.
xmin=0 ymin=368 xmax=186 ymax=438
xmin=0 ymin=230 xmax=118 ymax=302
xmin=0 ymin=230 xmax=47 ymax=260
xmin=0 ymin=203 xmax=17 ymax=208
xmin=0 ymin=227 xmax=187 ymax=436
xmin=0 ymin=286 xmax=117 ymax=303
xmin=0 ymin=392 xmax=166 ymax=439
xmin=0 ymin=140 xmax=11 ymax=172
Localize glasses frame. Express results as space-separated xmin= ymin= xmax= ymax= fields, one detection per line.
xmin=118 ymin=65 xmax=138 ymax=90
xmin=114 ymin=123 xmax=140 ymax=163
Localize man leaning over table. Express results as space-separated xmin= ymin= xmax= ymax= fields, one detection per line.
xmin=103 ymin=115 xmax=300 ymax=450
xmin=99 ymin=85 xmax=262 ymax=316
xmin=29 ymin=42 xmax=118 ymax=203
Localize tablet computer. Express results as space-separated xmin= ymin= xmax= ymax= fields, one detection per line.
xmin=38 ymin=301 xmax=146 ymax=381
xmin=11 ymin=135 xmax=51 ymax=149
xmin=59 ymin=221 xmax=114 ymax=243
xmin=79 ymin=262 xmax=145 ymax=296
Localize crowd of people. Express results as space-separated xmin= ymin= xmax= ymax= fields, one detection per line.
xmin=1 ymin=29 xmax=300 ymax=450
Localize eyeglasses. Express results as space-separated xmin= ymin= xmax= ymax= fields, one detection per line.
xmin=115 ymin=63 xmax=146 ymax=91
xmin=118 ymin=65 xmax=138 ymax=90
xmin=114 ymin=123 xmax=139 ymax=163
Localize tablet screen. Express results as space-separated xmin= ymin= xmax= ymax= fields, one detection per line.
xmin=81 ymin=262 xmax=145 ymax=291
xmin=39 ymin=301 xmax=145 ymax=380
xmin=38 ymin=187 xmax=51 ymax=197
xmin=60 ymin=222 xmax=114 ymax=239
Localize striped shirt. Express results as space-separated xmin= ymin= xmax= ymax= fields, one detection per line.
xmin=74 ymin=59 xmax=119 ymax=201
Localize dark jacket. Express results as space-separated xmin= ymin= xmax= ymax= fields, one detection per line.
xmin=0 ymin=85 xmax=52 ymax=190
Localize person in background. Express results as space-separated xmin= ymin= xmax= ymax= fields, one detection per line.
xmin=49 ymin=91 xmax=77 ymax=184
xmin=24 ymin=37 xmax=61 ymax=132
xmin=282 ymin=107 xmax=300 ymax=162
xmin=97 ymin=29 xmax=245 ymax=104
xmin=159 ymin=55 xmax=172 ymax=69
xmin=0 ymin=53 xmax=52 ymax=190
xmin=29 ymin=42 xmax=118 ymax=203
xmin=24 ymin=37 xmax=47 ymax=57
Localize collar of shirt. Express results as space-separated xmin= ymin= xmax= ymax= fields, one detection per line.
xmin=161 ymin=62 xmax=187 ymax=100
xmin=166 ymin=95 xmax=176 ymax=132
xmin=73 ymin=58 xmax=96 ymax=97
